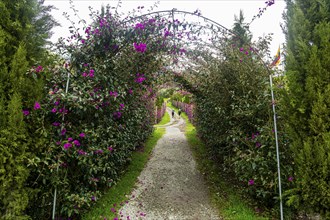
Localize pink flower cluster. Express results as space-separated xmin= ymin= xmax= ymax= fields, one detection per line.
xmin=109 ymin=91 xmax=118 ymax=97
xmin=35 ymin=65 xmax=43 ymax=73
xmin=135 ymin=73 xmax=146 ymax=84
xmin=82 ymin=69 xmax=95 ymax=78
xmin=134 ymin=42 xmax=147 ymax=53
xmin=248 ymin=179 xmax=255 ymax=185
xmin=135 ymin=23 xmax=145 ymax=30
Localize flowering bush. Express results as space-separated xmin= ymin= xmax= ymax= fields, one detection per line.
xmin=229 ymin=124 xmax=293 ymax=207
xmin=23 ymin=5 xmax=186 ymax=218
xmin=184 ymin=35 xmax=295 ymax=212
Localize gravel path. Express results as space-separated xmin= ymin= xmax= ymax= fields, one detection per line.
xmin=119 ymin=108 xmax=221 ymax=220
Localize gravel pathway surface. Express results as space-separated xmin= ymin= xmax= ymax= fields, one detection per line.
xmin=119 ymin=108 xmax=221 ymax=220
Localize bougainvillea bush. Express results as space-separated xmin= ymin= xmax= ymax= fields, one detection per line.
xmin=22 ymin=5 xmax=187 ymax=218
xmin=180 ymin=35 xmax=294 ymax=212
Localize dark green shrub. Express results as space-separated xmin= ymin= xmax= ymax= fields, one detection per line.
xmin=282 ymin=0 xmax=330 ymax=216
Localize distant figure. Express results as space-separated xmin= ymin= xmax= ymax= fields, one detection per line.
xmin=178 ymin=109 xmax=182 ymax=117
xmin=172 ymin=110 xmax=175 ymax=118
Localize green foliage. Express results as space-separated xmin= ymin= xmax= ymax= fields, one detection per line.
xmin=231 ymin=10 xmax=252 ymax=47
xmin=0 ymin=1 xmax=58 ymax=218
xmin=0 ymin=0 xmax=58 ymax=66
xmin=170 ymin=90 xmax=192 ymax=104
xmin=0 ymin=93 xmax=30 ymax=220
xmin=282 ymin=0 xmax=330 ymax=216
xmin=155 ymin=95 xmax=164 ymax=107
xmin=158 ymin=88 xmax=175 ymax=98
xmin=180 ymin=33 xmax=294 ymax=216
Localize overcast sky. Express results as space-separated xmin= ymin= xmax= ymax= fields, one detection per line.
xmin=45 ymin=0 xmax=286 ymax=55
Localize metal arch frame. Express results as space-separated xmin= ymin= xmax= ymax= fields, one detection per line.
xmin=121 ymin=9 xmax=283 ymax=219
xmin=52 ymin=8 xmax=283 ymax=220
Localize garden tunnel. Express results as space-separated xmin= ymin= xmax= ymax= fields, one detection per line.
xmin=16 ymin=4 xmax=284 ymax=219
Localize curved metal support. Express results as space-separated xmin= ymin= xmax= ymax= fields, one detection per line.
xmin=103 ymin=8 xmax=284 ymax=219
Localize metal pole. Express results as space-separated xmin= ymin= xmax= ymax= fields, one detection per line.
xmin=52 ymin=70 xmax=71 ymax=220
xmin=269 ymin=74 xmax=284 ymax=220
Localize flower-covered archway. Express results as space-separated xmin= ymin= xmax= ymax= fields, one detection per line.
xmin=24 ymin=2 xmax=286 ymax=219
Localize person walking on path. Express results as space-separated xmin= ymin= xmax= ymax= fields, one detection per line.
xmin=178 ymin=109 xmax=182 ymax=117
xmin=172 ymin=109 xmax=175 ymax=118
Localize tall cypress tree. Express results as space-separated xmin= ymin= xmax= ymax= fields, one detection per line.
xmin=0 ymin=44 xmax=31 ymax=220
xmin=0 ymin=0 xmax=57 ymax=218
xmin=231 ymin=10 xmax=252 ymax=47
xmin=283 ymin=0 xmax=330 ymax=217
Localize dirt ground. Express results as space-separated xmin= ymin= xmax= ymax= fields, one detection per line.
xmin=119 ymin=108 xmax=221 ymax=220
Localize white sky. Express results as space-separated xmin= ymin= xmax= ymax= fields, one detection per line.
xmin=45 ymin=0 xmax=286 ymax=55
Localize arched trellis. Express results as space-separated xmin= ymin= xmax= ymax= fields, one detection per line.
xmin=122 ymin=10 xmax=283 ymax=219
xmin=52 ymin=8 xmax=283 ymax=220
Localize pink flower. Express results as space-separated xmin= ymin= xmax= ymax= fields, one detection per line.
xmin=63 ymin=143 xmax=72 ymax=150
xmin=164 ymin=30 xmax=171 ymax=37
xmin=133 ymin=42 xmax=147 ymax=53
xmin=248 ymin=179 xmax=255 ymax=185
xmin=34 ymin=102 xmax=41 ymax=110
xmin=135 ymin=77 xmax=146 ymax=83
xmin=77 ymin=149 xmax=87 ymax=155
xmin=135 ymin=73 xmax=146 ymax=83
xmin=107 ymin=146 xmax=113 ymax=152
xmin=61 ymin=128 xmax=67 ymax=136
xmin=73 ymin=140 xmax=80 ymax=146
xmin=22 ymin=110 xmax=30 ymax=116
xmin=288 ymin=176 xmax=294 ymax=182
xmin=79 ymin=133 xmax=85 ymax=138
xmin=94 ymin=149 xmax=104 ymax=154
xmin=68 ymin=137 xmax=73 ymax=142
xmin=51 ymin=108 xmax=57 ymax=113
xmin=266 ymin=0 xmax=275 ymax=6
xmin=35 ymin=65 xmax=43 ymax=73
xmin=89 ymin=69 xmax=95 ymax=77
xmin=135 ymin=23 xmax=145 ymax=30
xmin=52 ymin=122 xmax=61 ymax=126
xmin=82 ymin=72 xmax=88 ymax=77
xmin=109 ymin=91 xmax=118 ymax=97
xmin=119 ymin=103 xmax=125 ymax=110
xmin=113 ymin=111 xmax=122 ymax=119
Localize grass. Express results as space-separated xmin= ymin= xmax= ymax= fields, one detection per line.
xmin=168 ymin=101 xmax=269 ymax=220
xmin=82 ymin=117 xmax=168 ymax=220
